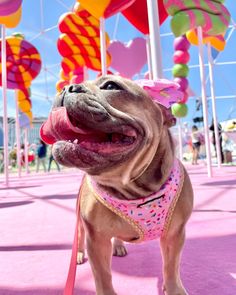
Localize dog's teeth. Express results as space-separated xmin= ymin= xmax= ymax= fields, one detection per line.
xmin=73 ymin=139 xmax=78 ymax=144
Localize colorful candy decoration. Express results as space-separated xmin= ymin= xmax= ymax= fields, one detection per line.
xmin=17 ymin=88 xmax=33 ymax=126
xmin=0 ymin=33 xmax=42 ymax=90
xmin=171 ymin=35 xmax=191 ymax=118
xmin=57 ymin=5 xmax=111 ymax=75
xmin=76 ymin=0 xmax=136 ymax=20
xmin=163 ymin=0 xmax=231 ymax=37
xmin=0 ymin=0 xmax=22 ymax=28
xmin=122 ymin=0 xmax=168 ymax=34
xmin=108 ymin=37 xmax=147 ymax=78
xmin=186 ymin=29 xmax=226 ymax=51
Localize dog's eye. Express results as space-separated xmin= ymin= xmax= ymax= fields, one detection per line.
xmin=100 ymin=81 xmax=123 ymax=91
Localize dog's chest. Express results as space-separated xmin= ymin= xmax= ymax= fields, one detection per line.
xmin=86 ymin=159 xmax=184 ymax=242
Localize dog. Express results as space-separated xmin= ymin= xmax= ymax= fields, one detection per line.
xmin=40 ymin=75 xmax=193 ymax=295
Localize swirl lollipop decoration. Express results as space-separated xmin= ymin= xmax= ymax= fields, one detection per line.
xmin=163 ymin=0 xmax=231 ymax=37
xmin=0 ymin=0 xmax=22 ymax=28
xmin=0 ymin=34 xmax=42 ymax=90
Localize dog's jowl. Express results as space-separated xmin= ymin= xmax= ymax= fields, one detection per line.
xmin=41 ymin=75 xmax=193 ymax=295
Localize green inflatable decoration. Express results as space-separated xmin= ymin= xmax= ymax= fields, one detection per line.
xmin=172 ymin=63 xmax=189 ymax=77
xmin=171 ymin=103 xmax=188 ymax=118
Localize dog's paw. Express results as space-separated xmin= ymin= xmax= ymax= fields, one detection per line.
xmin=77 ymin=251 xmax=85 ymax=264
xmin=112 ymin=244 xmax=127 ymax=257
xmin=162 ymin=283 xmax=188 ymax=295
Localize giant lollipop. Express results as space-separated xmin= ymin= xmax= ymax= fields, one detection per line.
xmin=0 ymin=34 xmax=42 ymax=90
xmin=163 ymin=0 xmax=231 ymax=37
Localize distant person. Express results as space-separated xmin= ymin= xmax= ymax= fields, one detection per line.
xmin=0 ymin=150 xmax=4 ymax=173
xmin=36 ymin=139 xmax=47 ymax=172
xmin=222 ymin=133 xmax=234 ymax=164
xmin=190 ymin=125 xmax=202 ymax=165
xmin=20 ymin=143 xmax=25 ymax=166
xmin=9 ymin=144 xmax=17 ymax=168
xmin=209 ymin=120 xmax=224 ymax=163
xmin=48 ymin=146 xmax=60 ymax=172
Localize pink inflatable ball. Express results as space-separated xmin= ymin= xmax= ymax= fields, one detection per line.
xmin=174 ymin=35 xmax=190 ymax=51
xmin=173 ymin=50 xmax=190 ymax=64
xmin=171 ymin=103 xmax=188 ymax=118
xmin=172 ymin=64 xmax=189 ymax=77
xmin=174 ymin=77 xmax=189 ymax=92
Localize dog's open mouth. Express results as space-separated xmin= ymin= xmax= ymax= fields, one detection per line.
xmin=40 ymin=107 xmax=137 ymax=155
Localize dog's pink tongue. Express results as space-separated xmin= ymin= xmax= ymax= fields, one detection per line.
xmin=40 ymin=107 xmax=86 ymax=144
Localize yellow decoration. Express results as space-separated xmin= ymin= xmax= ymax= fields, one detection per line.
xmin=0 ymin=6 xmax=22 ymax=28
xmin=186 ymin=29 xmax=226 ymax=51
xmin=76 ymin=0 xmax=110 ymax=19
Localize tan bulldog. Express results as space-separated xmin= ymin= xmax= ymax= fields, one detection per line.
xmin=40 ymin=75 xmax=193 ymax=295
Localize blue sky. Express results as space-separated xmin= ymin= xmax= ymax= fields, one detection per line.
xmin=1 ymin=0 xmax=236 ymax=126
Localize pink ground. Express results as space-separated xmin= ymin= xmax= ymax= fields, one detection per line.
xmin=0 ymin=164 xmax=236 ymax=295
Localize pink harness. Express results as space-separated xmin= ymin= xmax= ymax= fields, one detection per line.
xmin=87 ymin=159 xmax=184 ymax=242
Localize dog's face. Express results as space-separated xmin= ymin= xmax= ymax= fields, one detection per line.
xmin=41 ymin=75 xmax=173 ymax=177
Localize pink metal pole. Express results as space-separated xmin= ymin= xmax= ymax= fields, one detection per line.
xmin=15 ymin=90 xmax=22 ymax=177
xmin=100 ymin=17 xmax=107 ymax=76
xmin=178 ymin=118 xmax=183 ymax=161
xmin=24 ymin=128 xmax=29 ymax=174
xmin=207 ymin=42 xmax=222 ymax=168
xmin=146 ymin=0 xmax=163 ymax=79
xmin=1 ymin=25 xmax=9 ymax=186
xmin=197 ymin=26 xmax=212 ymax=177
xmin=146 ymin=35 xmax=153 ymax=79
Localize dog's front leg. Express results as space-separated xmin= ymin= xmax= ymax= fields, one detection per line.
xmin=160 ymin=225 xmax=188 ymax=295
xmin=77 ymin=218 xmax=85 ymax=264
xmin=86 ymin=231 xmax=116 ymax=295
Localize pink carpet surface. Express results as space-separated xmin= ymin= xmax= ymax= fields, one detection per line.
xmin=0 ymin=164 xmax=236 ymax=295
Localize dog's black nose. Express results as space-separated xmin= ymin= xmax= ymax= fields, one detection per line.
xmin=67 ymin=84 xmax=86 ymax=94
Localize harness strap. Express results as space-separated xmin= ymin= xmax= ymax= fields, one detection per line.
xmin=64 ymin=176 xmax=85 ymax=295
xmin=63 ymin=214 xmax=79 ymax=295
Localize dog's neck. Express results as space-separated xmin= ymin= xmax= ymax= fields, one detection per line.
xmin=91 ymin=128 xmax=175 ymax=200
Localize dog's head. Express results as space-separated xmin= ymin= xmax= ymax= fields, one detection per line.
xmin=40 ymin=75 xmax=181 ymax=183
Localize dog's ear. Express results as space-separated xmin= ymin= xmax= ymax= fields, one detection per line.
xmin=159 ymin=105 xmax=177 ymax=128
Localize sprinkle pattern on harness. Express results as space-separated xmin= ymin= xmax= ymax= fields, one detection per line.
xmin=88 ymin=159 xmax=183 ymax=242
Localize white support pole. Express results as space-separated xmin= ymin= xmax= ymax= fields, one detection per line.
xmin=1 ymin=25 xmax=9 ymax=186
xmin=146 ymin=35 xmax=153 ymax=79
xmin=197 ymin=27 xmax=212 ymax=177
xmin=207 ymin=42 xmax=222 ymax=168
xmin=178 ymin=118 xmax=183 ymax=161
xmin=146 ymin=0 xmax=163 ymax=79
xmin=15 ymin=91 xmax=21 ymax=177
xmin=24 ymin=128 xmax=29 ymax=174
xmin=100 ymin=17 xmax=107 ymax=76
